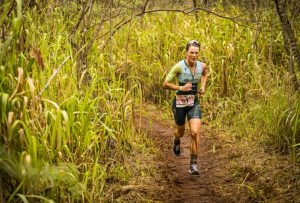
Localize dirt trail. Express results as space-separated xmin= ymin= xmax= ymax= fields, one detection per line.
xmin=136 ymin=115 xmax=237 ymax=203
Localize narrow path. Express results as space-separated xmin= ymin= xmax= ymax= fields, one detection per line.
xmin=136 ymin=115 xmax=237 ymax=203
xmin=132 ymin=107 xmax=300 ymax=203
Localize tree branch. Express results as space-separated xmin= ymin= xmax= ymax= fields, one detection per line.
xmin=141 ymin=0 xmax=150 ymax=14
xmin=70 ymin=0 xmax=93 ymax=37
xmin=81 ymin=2 xmax=110 ymax=58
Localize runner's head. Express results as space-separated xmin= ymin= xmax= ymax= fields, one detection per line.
xmin=185 ymin=40 xmax=200 ymax=63
xmin=186 ymin=40 xmax=200 ymax=52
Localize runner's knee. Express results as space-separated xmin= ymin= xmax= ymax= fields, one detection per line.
xmin=190 ymin=130 xmax=199 ymax=139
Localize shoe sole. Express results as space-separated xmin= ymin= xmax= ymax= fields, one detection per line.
xmin=189 ymin=170 xmax=200 ymax=175
xmin=173 ymin=145 xmax=180 ymax=156
xmin=173 ymin=149 xmax=180 ymax=156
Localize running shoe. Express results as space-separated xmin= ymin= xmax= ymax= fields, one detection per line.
xmin=189 ymin=164 xmax=200 ymax=175
xmin=173 ymin=141 xmax=180 ymax=156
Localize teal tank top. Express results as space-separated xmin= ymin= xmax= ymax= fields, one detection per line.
xmin=177 ymin=60 xmax=203 ymax=95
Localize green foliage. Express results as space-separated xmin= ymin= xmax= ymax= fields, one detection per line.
xmin=0 ymin=0 xmax=299 ymax=202
xmin=228 ymin=88 xmax=299 ymax=155
xmin=0 ymin=1 xmax=138 ymax=202
xmin=0 ymin=147 xmax=84 ymax=202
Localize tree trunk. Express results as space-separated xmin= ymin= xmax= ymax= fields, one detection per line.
xmin=282 ymin=28 xmax=300 ymax=89
xmin=274 ymin=0 xmax=300 ymax=74
xmin=274 ymin=0 xmax=300 ymax=89
xmin=192 ymin=0 xmax=199 ymax=21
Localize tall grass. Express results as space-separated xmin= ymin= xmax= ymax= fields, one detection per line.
xmin=112 ymin=10 xmax=299 ymax=158
xmin=0 ymin=1 xmax=299 ymax=202
xmin=110 ymin=9 xmax=300 ymax=160
xmin=0 ymin=2 xmax=141 ymax=202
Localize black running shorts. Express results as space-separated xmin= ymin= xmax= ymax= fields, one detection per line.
xmin=171 ymin=96 xmax=202 ymax=126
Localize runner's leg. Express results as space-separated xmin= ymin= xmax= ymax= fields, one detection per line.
xmin=188 ymin=118 xmax=201 ymax=174
xmin=187 ymin=103 xmax=201 ymax=174
xmin=172 ymin=97 xmax=186 ymax=141
xmin=172 ymin=97 xmax=187 ymax=155
xmin=175 ymin=124 xmax=185 ymax=139
xmin=189 ymin=118 xmax=201 ymax=155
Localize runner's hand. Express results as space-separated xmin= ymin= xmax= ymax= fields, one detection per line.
xmin=181 ymin=82 xmax=192 ymax=91
xmin=198 ymin=88 xmax=205 ymax=96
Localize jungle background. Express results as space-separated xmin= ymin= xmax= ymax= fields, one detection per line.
xmin=0 ymin=0 xmax=300 ymax=202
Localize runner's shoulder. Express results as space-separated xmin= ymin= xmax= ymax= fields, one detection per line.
xmin=199 ymin=61 xmax=207 ymax=68
xmin=171 ymin=60 xmax=184 ymax=73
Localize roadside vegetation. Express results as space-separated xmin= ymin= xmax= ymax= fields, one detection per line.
xmin=0 ymin=0 xmax=299 ymax=202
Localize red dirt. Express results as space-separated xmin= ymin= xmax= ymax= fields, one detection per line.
xmin=136 ymin=115 xmax=238 ymax=203
xmin=129 ymin=106 xmax=300 ymax=203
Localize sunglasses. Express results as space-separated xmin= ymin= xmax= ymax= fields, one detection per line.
xmin=186 ymin=40 xmax=200 ymax=51
xmin=187 ymin=40 xmax=200 ymax=47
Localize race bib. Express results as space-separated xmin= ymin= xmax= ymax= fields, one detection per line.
xmin=176 ymin=95 xmax=195 ymax=108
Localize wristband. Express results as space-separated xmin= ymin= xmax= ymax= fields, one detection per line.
xmin=179 ymin=86 xmax=182 ymax=91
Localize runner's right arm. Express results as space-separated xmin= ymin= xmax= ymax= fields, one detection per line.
xmin=163 ymin=64 xmax=181 ymax=90
xmin=163 ymin=64 xmax=191 ymax=92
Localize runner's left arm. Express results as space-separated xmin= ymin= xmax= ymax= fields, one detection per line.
xmin=199 ymin=63 xmax=208 ymax=94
